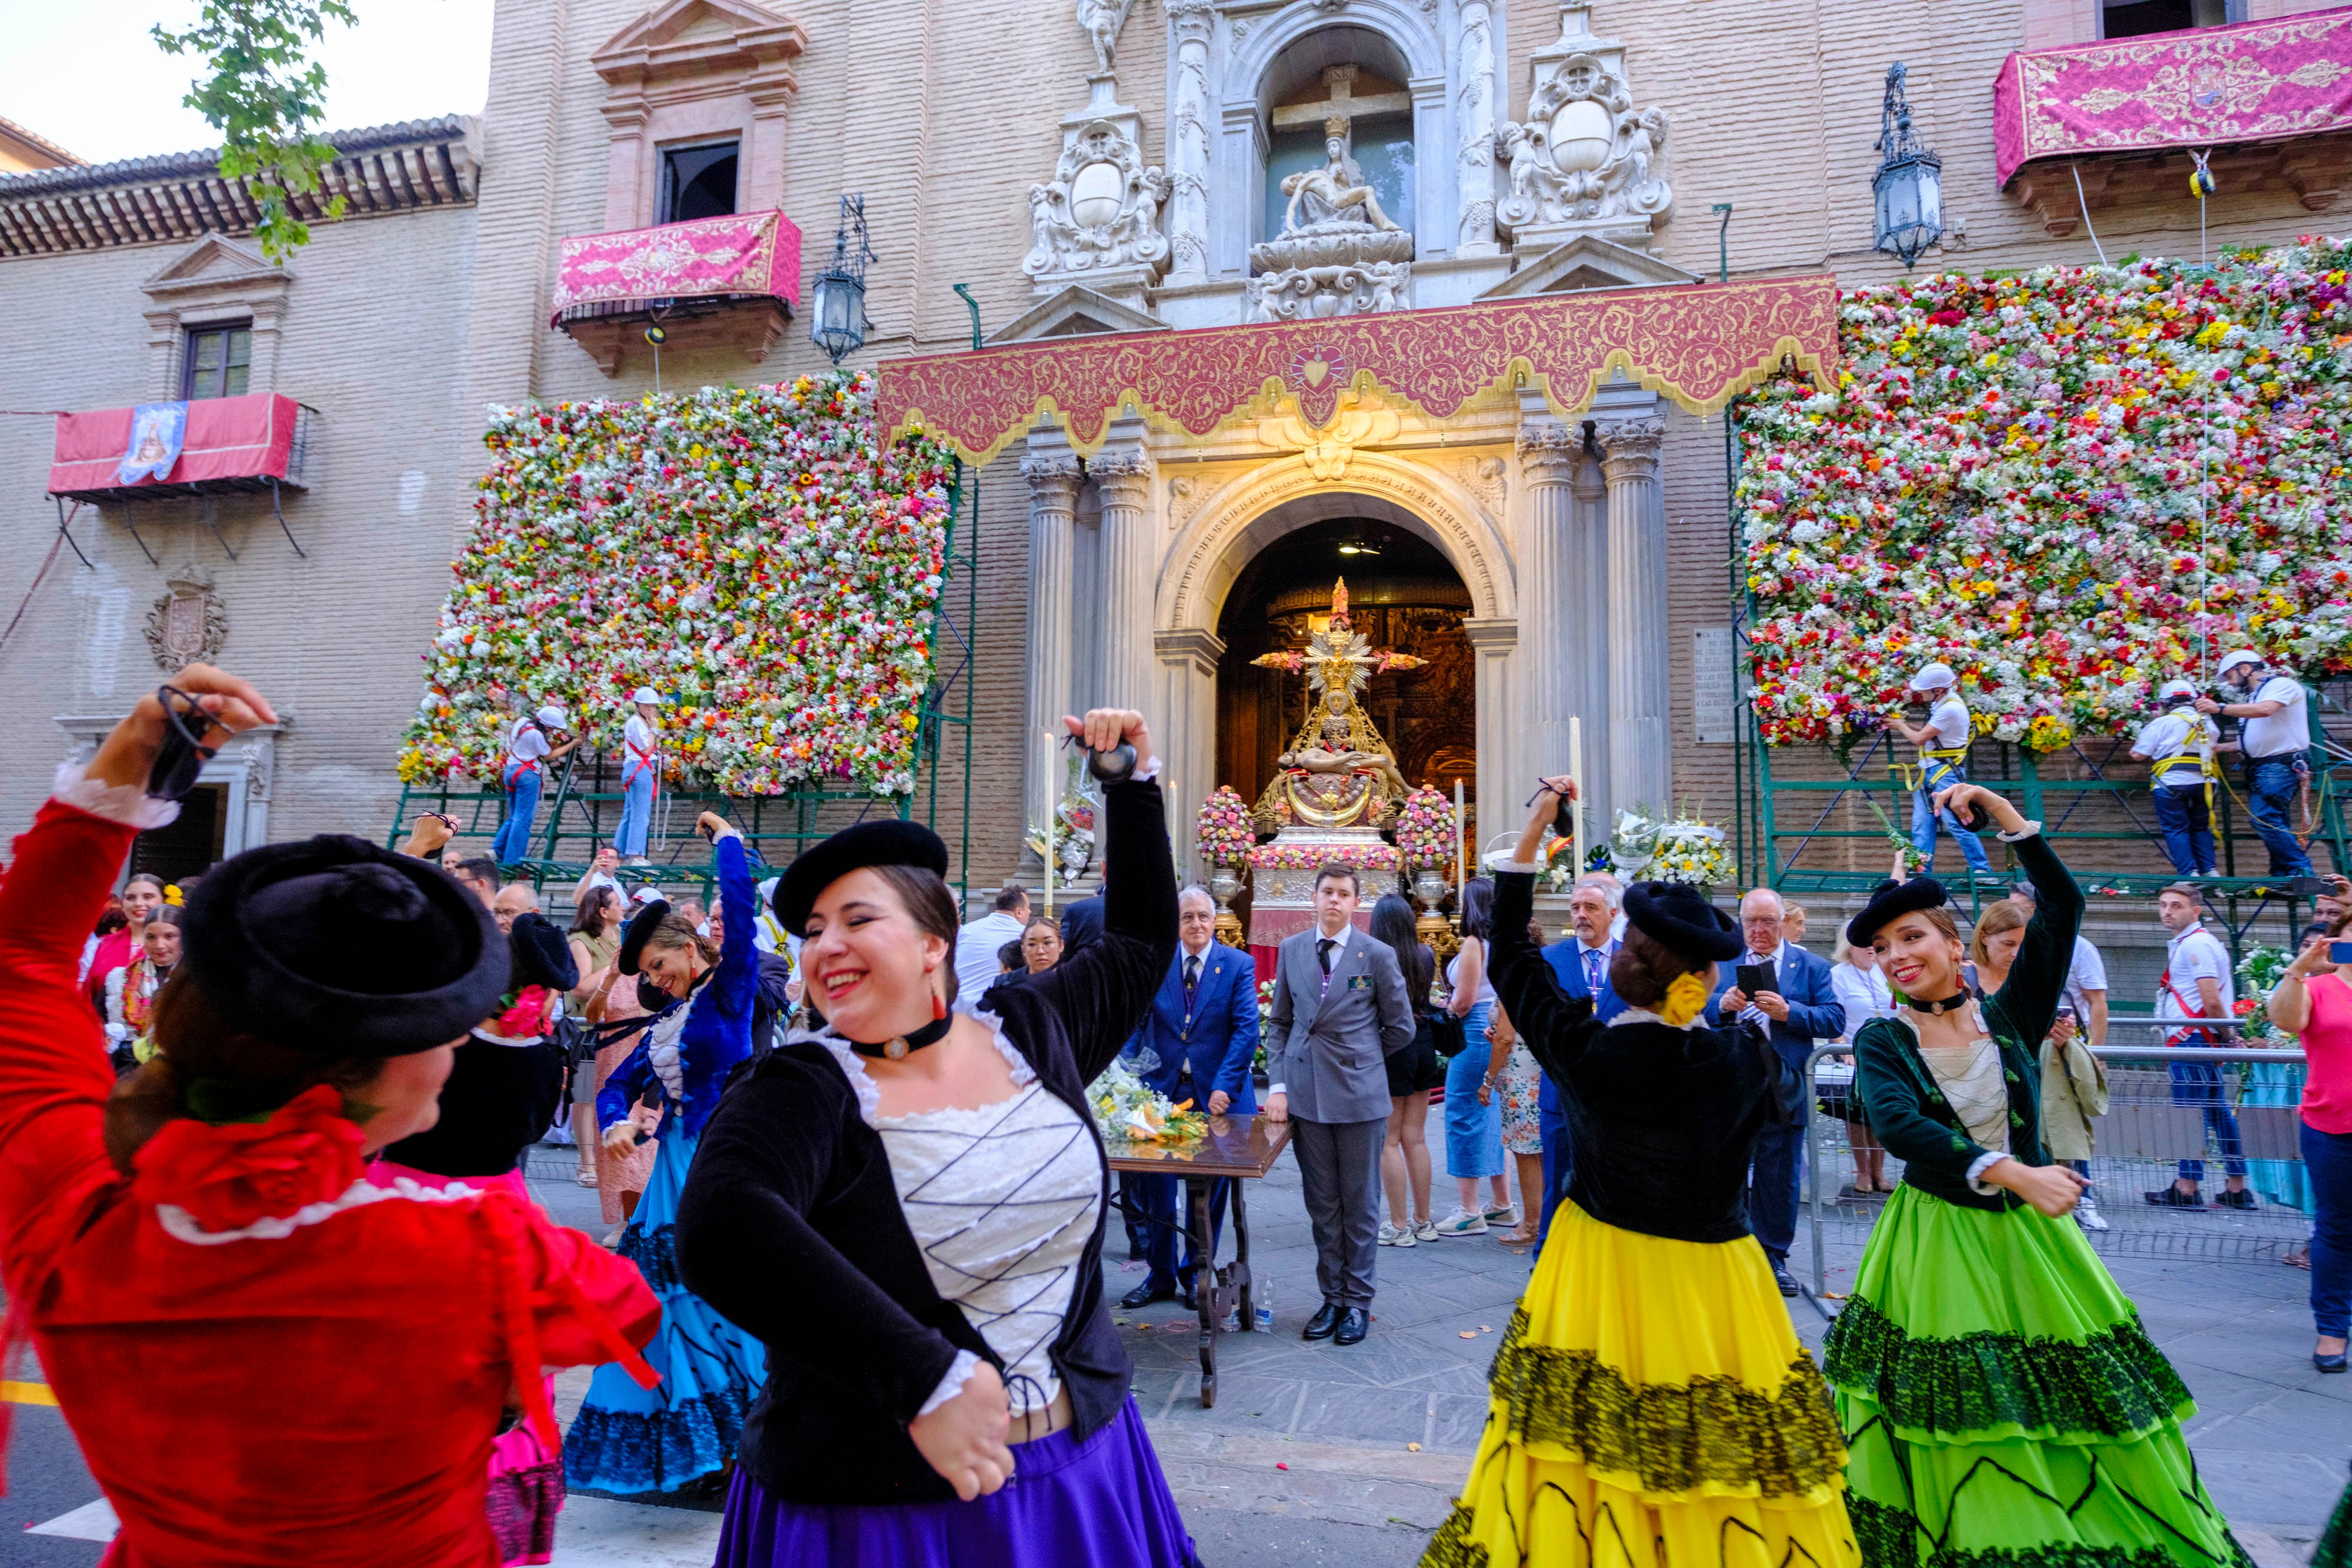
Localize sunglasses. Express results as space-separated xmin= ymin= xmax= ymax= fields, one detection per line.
xmin=148 ymin=686 xmax=221 ymax=801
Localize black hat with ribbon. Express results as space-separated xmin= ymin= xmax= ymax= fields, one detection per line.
xmin=1844 ymin=876 xmax=1951 ymax=949
xmin=617 ymin=898 xmax=672 ymax=976
xmin=1621 ymin=881 xmax=1745 ymax=964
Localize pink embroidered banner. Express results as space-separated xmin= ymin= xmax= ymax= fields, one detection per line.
xmin=549 ymin=209 xmax=803 ymax=322
xmin=1995 ymin=10 xmax=2352 ymax=186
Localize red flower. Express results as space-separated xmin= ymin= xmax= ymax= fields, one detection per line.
xmin=133 ymin=1085 xmax=366 ymax=1232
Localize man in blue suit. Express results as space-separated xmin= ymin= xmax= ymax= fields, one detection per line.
xmin=1120 ymin=885 xmax=1262 ymax=1309
xmin=1537 ymin=874 xmax=1625 ymax=1248
xmin=1706 ymin=886 xmax=1846 ymax=1295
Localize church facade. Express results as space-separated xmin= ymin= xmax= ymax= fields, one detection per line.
xmin=0 ymin=0 xmax=2343 ymax=888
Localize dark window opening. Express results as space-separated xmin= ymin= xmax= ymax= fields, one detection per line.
xmin=2100 ymin=0 xmax=2236 ymax=38
xmin=128 ymin=781 xmax=227 ymax=885
xmin=662 ymin=141 xmax=740 ymax=223
xmin=182 ymin=324 xmax=252 ymax=399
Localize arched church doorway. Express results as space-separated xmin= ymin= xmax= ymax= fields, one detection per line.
xmin=1215 ymin=517 xmax=1475 ymax=834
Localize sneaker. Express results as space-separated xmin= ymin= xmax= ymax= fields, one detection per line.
xmin=2073 ymin=1192 xmax=2109 ymax=1233
xmin=1772 ymin=1265 xmax=1800 ymax=1297
xmin=1412 ymin=1219 xmax=1441 ymax=1243
xmin=1482 ymin=1203 xmax=1519 ymax=1227
xmin=1432 ymin=1209 xmax=1488 ymax=1237
xmin=2213 ymin=1188 xmax=2259 ymax=1211
xmin=2143 ymin=1185 xmax=2206 ymax=1209
xmin=1378 ymin=1223 xmax=1416 ymax=1248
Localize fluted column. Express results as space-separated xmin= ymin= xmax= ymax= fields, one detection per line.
xmin=1155 ymin=626 xmax=1225 ymax=876
xmin=1165 ymin=0 xmax=1215 ymax=287
xmin=1462 ymin=618 xmax=1518 ymax=863
xmin=1515 ymin=422 xmax=1581 ymax=790
xmin=1569 ymin=442 xmax=1610 ymax=817
xmin=1092 ymin=447 xmax=1158 ymax=716
xmin=1023 ymin=450 xmax=1082 ymax=850
xmin=1598 ymin=417 xmax=1671 ymax=817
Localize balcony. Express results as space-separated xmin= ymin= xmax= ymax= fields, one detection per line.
xmin=550 ymin=208 xmax=802 ymax=375
xmin=1996 ymin=9 xmax=2352 ymax=235
xmin=46 ymin=392 xmax=316 ymax=557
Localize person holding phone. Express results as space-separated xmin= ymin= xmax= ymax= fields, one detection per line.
xmin=1826 ymin=780 xmax=2246 ymax=1568
xmin=2261 ymin=915 xmax=2352 ymax=1372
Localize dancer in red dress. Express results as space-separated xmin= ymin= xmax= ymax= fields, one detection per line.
xmin=0 ymin=666 xmax=660 ymax=1568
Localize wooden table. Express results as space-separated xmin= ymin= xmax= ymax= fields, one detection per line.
xmin=1105 ymin=1113 xmax=1292 ymax=1409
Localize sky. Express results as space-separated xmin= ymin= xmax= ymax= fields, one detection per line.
xmin=1 ymin=0 xmax=495 ymax=167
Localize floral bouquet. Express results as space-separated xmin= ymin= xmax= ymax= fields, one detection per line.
xmin=1248 ymin=838 xmax=1400 ymax=872
xmin=1604 ymin=806 xmax=1737 ymax=888
xmin=1195 ymin=786 xmax=1255 ymax=866
xmin=1026 ymin=753 xmax=1098 ymax=888
xmin=1543 ymin=834 xmax=1582 ymax=894
xmin=1394 ymin=787 xmax=1458 ymax=869
xmin=1089 ymin=1057 xmax=1208 ymax=1146
xmin=2235 ymin=944 xmax=2296 ymax=1044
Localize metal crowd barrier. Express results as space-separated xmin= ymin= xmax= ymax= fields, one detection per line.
xmin=1800 ymin=1021 xmax=2314 ymax=1308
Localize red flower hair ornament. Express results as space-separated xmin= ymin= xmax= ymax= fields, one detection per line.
xmin=132 ymin=1085 xmax=365 ymax=1234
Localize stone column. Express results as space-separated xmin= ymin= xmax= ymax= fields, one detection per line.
xmin=1410 ymin=73 xmax=1449 ymax=261
xmin=1023 ymin=447 xmax=1082 ymax=854
xmin=1155 ymin=627 xmax=1225 ymax=877
xmin=1569 ymin=439 xmax=1610 ymax=817
xmin=1515 ymin=421 xmax=1580 ymax=790
xmin=1165 ymin=0 xmax=1215 ymax=288
xmin=1092 ymin=447 xmax=1158 ymax=715
xmin=1598 ymin=417 xmax=1671 ymax=818
xmin=1454 ymin=0 xmax=1499 ymax=255
xmin=1463 ymin=618 xmax=1518 ymax=865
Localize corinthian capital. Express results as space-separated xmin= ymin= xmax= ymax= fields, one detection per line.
xmin=1090 ymin=447 xmax=1155 ymax=503
xmin=1021 ymin=452 xmax=1084 ymax=501
xmin=1596 ymin=416 xmax=1666 ymax=482
xmin=1167 ymin=0 xmax=1215 ymax=41
xmin=1515 ymin=420 xmax=1581 ymax=489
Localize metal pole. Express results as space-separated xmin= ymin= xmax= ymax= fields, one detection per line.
xmin=1804 ymin=1045 xmax=1833 ymax=1319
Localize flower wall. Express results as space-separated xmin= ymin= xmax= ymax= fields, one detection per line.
xmin=1738 ymin=239 xmax=2352 ymax=750
xmin=401 ymin=373 xmax=954 ymax=796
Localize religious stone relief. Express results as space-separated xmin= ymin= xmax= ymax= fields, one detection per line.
xmin=1248 ymin=100 xmax=1413 ymax=319
xmin=1075 ymin=0 xmax=1136 ymax=76
xmin=1497 ymin=2 xmax=1672 ymax=251
xmin=144 ymin=564 xmax=228 ymax=672
xmin=1245 ymin=260 xmax=1410 ymax=322
xmin=1024 ymin=116 xmax=1171 ymax=288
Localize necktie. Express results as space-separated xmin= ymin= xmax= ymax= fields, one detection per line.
xmin=1583 ymin=948 xmax=1603 ymax=995
xmin=1184 ymin=954 xmax=1201 ymax=993
xmin=1317 ymin=937 xmax=1337 ymax=997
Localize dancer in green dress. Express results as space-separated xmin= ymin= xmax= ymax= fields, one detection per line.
xmin=1826 ymin=780 xmax=2250 ymax=1567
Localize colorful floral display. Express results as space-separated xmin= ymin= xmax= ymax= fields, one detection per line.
xmin=1246 ymin=839 xmax=1402 ymax=873
xmin=1394 ymin=787 xmax=1459 ymax=870
xmin=1195 ymin=786 xmax=1257 ymax=867
xmin=400 ymin=372 xmax=954 ymax=796
xmin=1088 ymin=1057 xmax=1208 ymax=1147
xmin=2235 ymin=943 xmax=2296 ymax=1043
xmin=1603 ymin=808 xmax=1739 ymax=888
xmin=1027 ymin=752 xmax=1099 ymax=887
xmin=1738 ymin=238 xmax=2352 ymax=748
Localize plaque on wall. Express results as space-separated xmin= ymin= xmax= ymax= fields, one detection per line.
xmin=1692 ymin=626 xmax=1749 ymax=745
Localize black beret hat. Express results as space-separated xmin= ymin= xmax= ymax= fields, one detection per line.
xmin=774 ymin=818 xmax=951 ymax=938
xmin=510 ymin=911 xmax=579 ymax=993
xmin=180 ymin=835 xmax=507 ymax=1058
xmin=1845 ymin=876 xmax=1951 ymax=949
xmin=1622 ymin=881 xmax=1745 ymax=964
xmin=617 ymin=898 xmax=671 ymax=976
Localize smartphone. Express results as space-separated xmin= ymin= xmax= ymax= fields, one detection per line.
xmin=2330 ymin=941 xmax=2352 ymax=965
xmin=1736 ymin=961 xmax=1778 ymax=999
xmin=2292 ymin=876 xmax=2338 ymax=897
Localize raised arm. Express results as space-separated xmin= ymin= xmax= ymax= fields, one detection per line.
xmin=1488 ymin=867 xmax=1602 ymax=1089
xmin=1978 ymin=826 xmax=2080 ymax=1049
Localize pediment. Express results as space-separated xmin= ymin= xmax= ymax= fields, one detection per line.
xmin=1476 ymin=236 xmax=1701 ymax=300
xmin=593 ymin=0 xmax=806 ymax=80
xmin=141 ymin=233 xmax=286 ymax=298
xmin=987 ymin=285 xmax=1168 ymax=344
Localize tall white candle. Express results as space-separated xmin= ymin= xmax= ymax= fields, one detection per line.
xmin=1453 ymin=777 xmax=1466 ymax=908
xmin=1569 ymin=716 xmax=1586 ymax=877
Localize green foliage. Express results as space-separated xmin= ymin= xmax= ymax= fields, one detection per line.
xmin=152 ymin=0 xmax=357 ymax=261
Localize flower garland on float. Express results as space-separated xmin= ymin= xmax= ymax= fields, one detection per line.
xmin=1393 ymin=787 xmax=1458 ymax=870
xmin=1737 ymin=238 xmax=2352 ymax=750
xmin=1195 ymin=786 xmax=1257 ymax=867
xmin=400 ymin=372 xmax=954 ymax=797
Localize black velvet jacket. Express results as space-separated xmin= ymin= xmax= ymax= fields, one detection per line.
xmin=380 ymin=1038 xmax=566 ymax=1178
xmin=674 ymin=775 xmax=1178 ymax=1506
xmin=1489 ymin=869 xmax=1780 ymax=1244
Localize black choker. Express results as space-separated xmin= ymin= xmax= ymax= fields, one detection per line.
xmin=1903 ymin=991 xmax=1974 ymax=1016
xmin=844 ymin=1015 xmax=953 ymax=1061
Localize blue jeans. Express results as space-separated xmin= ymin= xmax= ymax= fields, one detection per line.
xmin=1442 ymin=1002 xmax=1503 ymax=1181
xmin=1537 ymin=1076 xmax=1572 ymax=1248
xmin=1911 ymin=761 xmax=1993 ymax=875
xmin=2169 ymin=1059 xmax=2246 ymax=1181
xmin=614 ymin=761 xmax=656 ymax=856
xmin=2304 ymin=1119 xmax=2352 ymax=1338
xmin=2248 ymin=758 xmax=2314 ymax=877
xmin=491 ymin=761 xmax=542 ymax=864
xmin=1135 ymin=1172 xmax=1231 ymax=1295
xmin=2151 ymin=783 xmax=2216 ymax=875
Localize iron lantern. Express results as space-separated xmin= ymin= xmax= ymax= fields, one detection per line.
xmin=1872 ymin=63 xmax=1943 ymax=268
xmin=810 ymin=193 xmax=874 ymax=365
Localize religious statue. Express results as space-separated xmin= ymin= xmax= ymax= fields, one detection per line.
xmin=1075 ymin=0 xmax=1135 ymax=76
xmin=1279 ymin=117 xmax=1403 ymax=237
xmin=1251 ymin=579 xmax=1424 ymax=831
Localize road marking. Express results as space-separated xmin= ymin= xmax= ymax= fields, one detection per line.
xmin=0 ymin=1381 xmax=58 ymax=1406
xmin=28 ymin=1498 xmax=115 ymax=1540
xmin=21 ymin=1494 xmax=721 ymax=1562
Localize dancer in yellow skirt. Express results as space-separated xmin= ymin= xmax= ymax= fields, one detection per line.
xmin=1422 ymin=778 xmax=1856 ymax=1568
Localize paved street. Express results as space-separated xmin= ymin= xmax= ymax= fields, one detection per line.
xmin=8 ymin=1143 xmax=2346 ymax=1566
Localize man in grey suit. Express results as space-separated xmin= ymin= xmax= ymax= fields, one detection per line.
xmin=1264 ymin=862 xmax=1415 ymax=1346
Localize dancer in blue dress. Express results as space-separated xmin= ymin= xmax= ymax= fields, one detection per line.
xmin=562 ymin=810 xmax=768 ymax=1496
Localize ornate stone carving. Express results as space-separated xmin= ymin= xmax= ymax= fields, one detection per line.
xmin=1245 ymin=259 xmax=1411 ymax=321
xmin=144 ymin=564 xmax=227 ymax=672
xmin=1250 ymin=117 xmax=1415 ymax=275
xmin=1457 ymin=454 xmax=1508 ymax=520
xmin=1020 ymin=452 xmax=1084 ymax=491
xmin=1024 ymin=114 xmax=1171 ymax=288
xmin=1168 ymin=473 xmax=1208 ymax=531
xmin=1259 ymin=392 xmax=1404 ymax=481
xmin=1515 ymin=420 xmax=1582 ymax=486
xmin=1595 ymin=414 xmax=1666 ymax=479
xmin=1498 ymin=3 xmax=1673 ymax=252
xmin=1455 ymin=0 xmax=1500 ymax=253
xmin=1090 ymin=447 xmax=1155 ymax=497
xmin=1075 ymin=0 xmax=1136 ymax=77
xmin=1166 ymin=0 xmax=1216 ymax=285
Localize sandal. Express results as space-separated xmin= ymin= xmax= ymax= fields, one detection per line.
xmin=1495 ymin=1225 xmax=1538 ymax=1246
xmin=575 ymin=1169 xmax=600 ymax=1187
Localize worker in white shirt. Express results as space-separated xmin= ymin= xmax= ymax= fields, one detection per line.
xmin=1884 ymin=662 xmax=1993 ymax=877
xmin=2146 ymin=884 xmax=2251 ymax=1211
xmin=614 ymin=687 xmax=664 ymax=866
xmin=2130 ymin=677 xmax=2221 ymax=876
xmin=490 ymin=704 xmax=579 ymax=865
xmin=2198 ymin=650 xmax=2314 ymax=877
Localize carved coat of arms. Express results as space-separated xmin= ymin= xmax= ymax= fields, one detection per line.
xmin=145 ymin=565 xmax=228 ymax=671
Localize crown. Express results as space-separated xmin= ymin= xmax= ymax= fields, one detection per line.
xmin=1323 ymin=114 xmax=1348 ymax=138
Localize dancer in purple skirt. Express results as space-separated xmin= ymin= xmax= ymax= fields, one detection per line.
xmin=677 ymin=707 xmax=1198 ymax=1567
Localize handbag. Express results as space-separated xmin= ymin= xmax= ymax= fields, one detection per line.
xmin=1428 ymin=1008 xmax=1469 ymax=1058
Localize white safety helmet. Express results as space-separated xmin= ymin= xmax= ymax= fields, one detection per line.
xmin=630 ymin=687 xmax=662 ymax=706
xmin=534 ymin=704 xmax=569 ymax=729
xmin=2216 ymin=650 xmax=2264 ymax=679
xmin=1909 ymin=662 xmax=1957 ymax=693
xmin=2157 ymin=678 xmax=2199 ymax=703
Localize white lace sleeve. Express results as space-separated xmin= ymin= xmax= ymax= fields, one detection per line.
xmin=916 ymin=1349 xmax=983 ymax=1418
xmin=52 ymin=762 xmax=179 ymax=831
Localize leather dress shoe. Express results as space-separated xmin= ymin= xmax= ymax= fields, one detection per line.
xmin=1302 ymin=1302 xmax=1341 ymax=1340
xmin=1772 ymin=1266 xmax=1799 ymax=1298
xmin=2318 ymin=1348 xmax=2348 ymax=1374
xmin=1334 ymin=1306 xmax=1370 ymax=1346
xmin=1120 ymin=1280 xmax=1177 ymax=1310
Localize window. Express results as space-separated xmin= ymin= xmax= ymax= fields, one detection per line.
xmin=182 ymin=323 xmax=251 ymax=399
xmin=2100 ymin=0 xmax=2239 ymax=38
xmin=660 ymin=141 xmax=740 ymax=224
